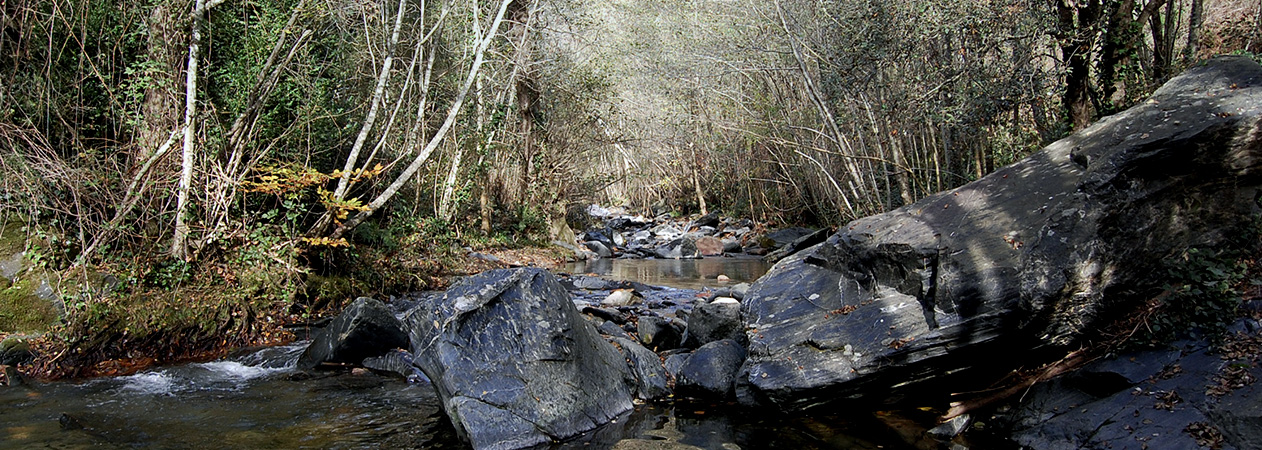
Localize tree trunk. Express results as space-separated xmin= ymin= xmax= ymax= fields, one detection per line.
xmin=1184 ymin=0 xmax=1203 ymax=63
xmin=332 ymin=0 xmax=407 ymax=201
xmin=1099 ymin=0 xmax=1137 ymax=108
xmin=690 ymin=143 xmax=707 ymax=215
xmin=775 ymin=0 xmax=862 ymax=217
xmin=1149 ymin=0 xmax=1177 ymax=81
xmin=1058 ymin=0 xmax=1102 ymax=130
xmin=137 ymin=3 xmax=180 ymax=162
xmin=327 ymin=0 xmax=515 ymax=240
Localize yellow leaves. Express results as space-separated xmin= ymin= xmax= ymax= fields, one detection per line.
xmin=242 ymin=163 xmax=384 ymax=224
xmin=329 ymin=164 xmax=385 ymax=184
xmin=240 ymin=165 xmax=331 ymax=195
xmin=318 ymin=191 xmax=370 ymax=222
xmin=301 ymin=237 xmax=350 ymax=248
xmin=242 ymin=164 xmax=386 ymax=195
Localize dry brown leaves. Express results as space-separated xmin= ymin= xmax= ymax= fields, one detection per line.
xmin=1207 ymin=330 xmax=1262 ymax=399
xmin=1185 ymin=421 xmax=1226 ymax=450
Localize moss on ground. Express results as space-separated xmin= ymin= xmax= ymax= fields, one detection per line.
xmin=0 ymin=218 xmax=60 ymax=333
xmin=0 ymin=276 xmax=59 ymax=333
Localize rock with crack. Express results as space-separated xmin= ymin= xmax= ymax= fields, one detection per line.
xmin=738 ymin=56 xmax=1262 ymax=410
xmin=405 ymin=268 xmax=637 ymax=450
xmin=611 ymin=337 xmax=672 ymax=401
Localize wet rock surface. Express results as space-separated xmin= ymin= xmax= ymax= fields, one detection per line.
xmin=681 ymin=297 xmax=746 ymax=348
xmin=675 ymin=339 xmax=747 ymax=400
xmin=403 ymin=268 xmax=637 ymax=450
xmin=1001 ymin=320 xmax=1262 ymax=450
xmin=738 ymin=55 xmax=1262 ymax=410
xmin=612 ymin=337 xmax=673 ymax=401
xmin=296 ymin=297 xmax=409 ymax=370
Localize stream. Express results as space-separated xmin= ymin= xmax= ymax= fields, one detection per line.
xmin=0 ymin=258 xmax=944 ymax=449
xmin=563 ymin=257 xmax=771 ymax=291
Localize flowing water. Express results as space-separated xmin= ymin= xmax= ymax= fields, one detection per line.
xmin=0 ymin=259 xmax=951 ymax=449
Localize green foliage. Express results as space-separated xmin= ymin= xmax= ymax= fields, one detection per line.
xmin=1230 ymin=50 xmax=1262 ymax=66
xmin=1129 ymin=247 xmax=1254 ymax=349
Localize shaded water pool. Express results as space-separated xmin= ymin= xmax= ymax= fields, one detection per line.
xmin=563 ymin=257 xmax=772 ymax=291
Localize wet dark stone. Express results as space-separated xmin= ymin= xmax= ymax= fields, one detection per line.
xmin=676 ymin=339 xmax=747 ymax=400
xmin=664 ymin=352 xmax=690 ymax=380
xmin=694 ymin=212 xmax=721 ymax=229
xmin=361 ymin=349 xmax=428 ymax=382
xmin=583 ymin=306 xmax=626 ymax=324
xmin=738 ymin=56 xmax=1262 ymax=411
xmin=763 ymin=227 xmax=815 ymax=249
xmin=637 ymin=315 xmax=683 ymax=351
xmin=0 ymin=336 xmax=33 ymax=366
xmin=584 ymin=241 xmax=614 ymax=258
xmin=682 ymin=299 xmax=746 ymax=348
xmin=404 ymin=268 xmax=636 ymax=450
xmin=655 ymin=237 xmax=700 ymax=260
xmin=598 ymin=320 xmax=629 ymax=338
xmin=762 ymin=227 xmax=831 ymax=263
xmin=297 ymin=297 xmax=409 ymax=370
xmin=612 ymin=337 xmax=671 ymax=401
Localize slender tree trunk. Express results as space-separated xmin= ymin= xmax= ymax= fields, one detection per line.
xmin=774 ymin=0 xmax=862 ymax=217
xmin=439 ymin=4 xmax=486 ymax=222
xmin=173 ymin=0 xmax=224 ymax=259
xmin=1058 ymin=0 xmax=1102 ymax=129
xmin=690 ymin=143 xmax=707 ymax=215
xmin=327 ymin=0 xmax=515 ymax=239
xmin=332 ymin=0 xmax=407 ymax=201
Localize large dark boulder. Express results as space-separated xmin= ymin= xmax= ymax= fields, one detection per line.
xmin=737 ymin=56 xmax=1262 ymax=410
xmin=296 ymin=297 xmax=409 ymax=370
xmin=676 ymin=339 xmax=747 ymax=400
xmin=404 ymin=268 xmax=636 ymax=450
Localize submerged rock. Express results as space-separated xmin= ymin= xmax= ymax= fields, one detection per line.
xmin=405 ymin=268 xmax=636 ymax=450
xmin=297 ymin=297 xmax=409 ymax=370
xmin=738 ymin=56 xmax=1262 ymax=410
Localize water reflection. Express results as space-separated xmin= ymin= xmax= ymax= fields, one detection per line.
xmin=563 ymin=258 xmax=771 ymax=291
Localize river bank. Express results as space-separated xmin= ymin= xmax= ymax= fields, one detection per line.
xmin=0 ymin=202 xmax=815 ymax=383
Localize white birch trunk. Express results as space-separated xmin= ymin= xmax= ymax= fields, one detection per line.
xmin=329 ymin=0 xmax=514 ymax=239
xmin=332 ymin=0 xmax=408 ymax=200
